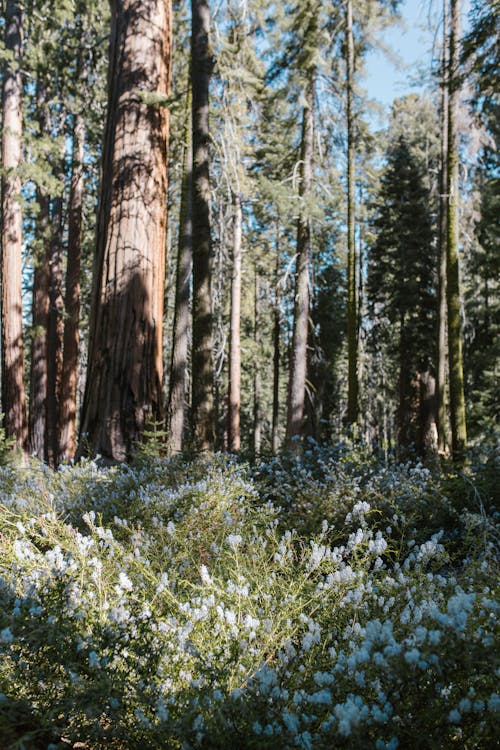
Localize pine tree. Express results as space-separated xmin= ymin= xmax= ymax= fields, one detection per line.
xmin=191 ymin=0 xmax=215 ymax=451
xmin=368 ymin=96 xmax=439 ymax=453
xmin=446 ymin=0 xmax=467 ymax=460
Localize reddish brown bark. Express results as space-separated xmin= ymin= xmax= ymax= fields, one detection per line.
xmin=1 ymin=0 xmax=27 ymax=452
xmin=79 ymin=0 xmax=171 ymax=462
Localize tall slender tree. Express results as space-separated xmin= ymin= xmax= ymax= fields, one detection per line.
xmin=1 ymin=0 xmax=28 ymax=452
xmin=60 ymin=114 xmax=85 ymax=461
xmin=285 ymin=72 xmax=315 ymax=446
xmin=446 ymin=0 xmax=467 ymax=460
xmin=79 ymin=0 xmax=172 ymax=461
xmin=191 ymin=0 xmax=215 ymax=450
xmin=166 ymin=90 xmax=193 ymax=454
xmin=346 ymin=0 xmax=358 ymax=426
xmin=227 ymin=191 xmax=242 ymax=452
xmin=29 ymin=84 xmax=51 ymax=460
xmin=436 ymin=0 xmax=449 ymax=455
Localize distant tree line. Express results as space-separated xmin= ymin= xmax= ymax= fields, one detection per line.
xmin=0 ymin=0 xmax=498 ymax=465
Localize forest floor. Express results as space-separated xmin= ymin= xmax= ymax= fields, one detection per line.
xmin=0 ymin=441 xmax=498 ymax=749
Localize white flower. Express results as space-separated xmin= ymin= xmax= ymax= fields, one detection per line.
xmin=118 ymin=571 xmax=133 ymax=591
xmin=226 ymin=533 xmax=243 ymax=549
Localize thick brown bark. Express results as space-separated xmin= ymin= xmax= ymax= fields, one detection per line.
xmin=166 ymin=94 xmax=192 ymax=454
xmin=79 ymin=0 xmax=171 ymax=462
xmin=191 ymin=0 xmax=215 ymax=451
xmin=60 ymin=114 xmax=85 ymax=461
xmin=46 ymin=163 xmax=64 ymax=467
xmin=346 ymin=0 xmax=358 ymax=426
xmin=272 ymin=220 xmax=281 ymax=454
xmin=1 ymin=0 xmax=27 ymax=452
xmin=227 ymin=191 xmax=242 ymax=452
xmin=285 ymin=73 xmax=314 ymax=447
xmin=446 ymin=0 xmax=467 ymax=460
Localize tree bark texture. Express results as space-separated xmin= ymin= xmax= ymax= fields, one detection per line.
xmin=272 ymin=221 xmax=281 ymax=454
xmin=60 ymin=114 xmax=85 ymax=461
xmin=191 ymin=0 xmax=215 ymax=451
xmin=437 ymin=0 xmax=449 ymax=456
xmin=346 ymin=0 xmax=358 ymax=426
xmin=29 ymin=86 xmax=51 ymax=460
xmin=1 ymin=0 xmax=27 ymax=452
xmin=227 ymin=191 xmax=242 ymax=452
xmin=253 ymin=265 xmax=262 ymax=456
xmin=446 ymin=0 xmax=467 ymax=460
xmin=285 ymin=73 xmax=314 ymax=447
xmin=46 ymin=167 xmax=64 ymax=467
xmin=79 ymin=0 xmax=171 ymax=462
xmin=166 ymin=93 xmax=192 ymax=454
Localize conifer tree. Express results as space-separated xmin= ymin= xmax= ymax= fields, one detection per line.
xmin=446 ymin=0 xmax=467 ymax=460
xmin=191 ymin=0 xmax=215 ymax=451
xmin=79 ymin=0 xmax=172 ymax=461
xmin=1 ymin=0 xmax=28 ymax=453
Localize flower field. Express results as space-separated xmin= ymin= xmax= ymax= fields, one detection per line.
xmin=0 ymin=444 xmax=498 ymax=749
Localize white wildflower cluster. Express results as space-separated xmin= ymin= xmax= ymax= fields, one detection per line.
xmin=0 ymin=448 xmax=497 ymax=748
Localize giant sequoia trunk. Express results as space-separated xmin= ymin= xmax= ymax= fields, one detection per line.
xmin=227 ymin=191 xmax=242 ymax=452
xmin=446 ymin=0 xmax=467 ymax=460
xmin=191 ymin=0 xmax=215 ymax=451
xmin=60 ymin=114 xmax=85 ymax=461
xmin=79 ymin=0 xmax=171 ymax=462
xmin=285 ymin=73 xmax=314 ymax=447
xmin=1 ymin=0 xmax=27 ymax=452
xmin=346 ymin=0 xmax=358 ymax=426
xmin=166 ymin=94 xmax=192 ymax=454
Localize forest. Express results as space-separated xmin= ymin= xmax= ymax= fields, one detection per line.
xmin=0 ymin=0 xmax=498 ymax=748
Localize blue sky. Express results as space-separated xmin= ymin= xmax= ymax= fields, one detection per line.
xmin=362 ymin=0 xmax=471 ymax=121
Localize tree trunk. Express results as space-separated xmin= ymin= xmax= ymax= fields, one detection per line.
xmin=79 ymin=0 xmax=171 ymax=462
xmin=46 ymin=163 xmax=64 ymax=468
xmin=418 ymin=370 xmax=438 ymax=456
xmin=227 ymin=191 xmax=242 ymax=452
xmin=166 ymin=91 xmax=192 ymax=454
xmin=253 ymin=264 xmax=261 ymax=456
xmin=437 ymin=0 xmax=449 ymax=456
xmin=29 ymin=85 xmax=51 ymax=461
xmin=446 ymin=0 xmax=467 ymax=460
xmin=285 ymin=72 xmax=314 ymax=447
xmin=346 ymin=0 xmax=358 ymax=426
xmin=191 ymin=0 xmax=215 ymax=451
xmin=272 ymin=220 xmax=281 ymax=454
xmin=60 ymin=114 xmax=85 ymax=461
xmin=1 ymin=0 xmax=27 ymax=452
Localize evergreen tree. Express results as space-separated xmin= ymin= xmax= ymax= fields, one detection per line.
xmin=79 ymin=0 xmax=172 ymax=461
xmin=368 ymin=95 xmax=439 ymax=453
xmin=1 ymin=0 xmax=28 ymax=453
